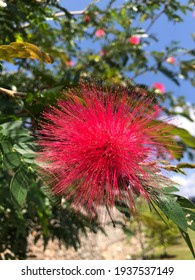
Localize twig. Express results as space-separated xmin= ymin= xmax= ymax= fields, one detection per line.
xmin=54 ymin=0 xmax=99 ymax=17
xmin=106 ymin=204 xmax=116 ymax=228
xmin=0 ymin=87 xmax=26 ymax=97
xmin=21 ymin=0 xmax=99 ymax=29
xmin=145 ymin=0 xmax=171 ymax=33
xmin=162 ymin=163 xmax=195 ymax=171
xmin=131 ymin=68 xmax=149 ymax=81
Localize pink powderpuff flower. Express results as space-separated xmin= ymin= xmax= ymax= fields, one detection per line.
xmin=152 ymin=82 xmax=165 ymax=94
xmin=166 ymin=56 xmax=175 ymax=64
xmin=128 ymin=35 xmax=140 ymax=45
xmin=36 ymin=83 xmax=175 ymax=217
xmin=95 ymin=29 xmax=106 ymax=37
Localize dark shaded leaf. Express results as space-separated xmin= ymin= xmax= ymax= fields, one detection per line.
xmin=176 ymin=196 xmax=195 ymax=210
xmin=10 ymin=166 xmax=31 ymax=208
xmin=115 ymin=200 xmax=131 ymax=218
xmin=158 ymin=65 xmax=180 ymax=86
xmin=3 ymin=152 xmax=21 ymax=169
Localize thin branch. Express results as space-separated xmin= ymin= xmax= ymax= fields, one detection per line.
xmin=131 ymin=68 xmax=149 ymax=81
xmin=0 ymin=87 xmax=26 ymax=97
xmin=106 ymin=204 xmax=116 ymax=228
xmin=145 ymin=0 xmax=171 ymax=33
xmin=162 ymin=163 xmax=195 ymax=172
xmin=21 ymin=0 xmax=99 ymax=29
xmin=54 ymin=0 xmax=99 ymax=17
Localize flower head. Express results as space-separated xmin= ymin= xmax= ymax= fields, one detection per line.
xmin=166 ymin=56 xmax=175 ymax=64
xmin=128 ymin=35 xmax=140 ymax=45
xmin=37 ymin=83 xmax=174 ymax=217
xmin=95 ymin=29 xmax=106 ymax=37
xmin=152 ymin=82 xmax=165 ymax=94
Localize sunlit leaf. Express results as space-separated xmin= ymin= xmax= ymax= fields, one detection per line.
xmin=169 ymin=126 xmax=195 ymax=149
xmin=0 ymin=42 xmax=54 ymax=64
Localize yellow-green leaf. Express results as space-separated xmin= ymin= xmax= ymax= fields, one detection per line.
xmin=0 ymin=42 xmax=54 ymax=64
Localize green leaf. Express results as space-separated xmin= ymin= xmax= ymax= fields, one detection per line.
xmin=170 ymin=126 xmax=195 ymax=149
xmin=162 ymin=186 xmax=179 ymax=194
xmin=158 ymin=65 xmax=180 ymax=86
xmin=0 ymin=141 xmax=12 ymax=154
xmin=115 ymin=200 xmax=131 ymax=218
xmin=13 ymin=143 xmax=35 ymax=164
xmin=10 ymin=166 xmax=31 ymax=208
xmin=0 ymin=42 xmax=54 ymax=64
xmin=153 ymin=194 xmax=187 ymax=232
xmin=0 ymin=120 xmax=33 ymax=142
xmin=122 ymin=227 xmax=134 ymax=237
xmin=146 ymin=120 xmax=183 ymax=159
xmin=148 ymin=121 xmax=195 ymax=150
xmin=0 ymin=120 xmax=23 ymax=136
xmin=179 ymin=228 xmax=195 ymax=259
xmin=163 ymin=163 xmax=195 ymax=174
xmin=13 ymin=143 xmax=36 ymax=155
xmin=3 ymin=152 xmax=21 ymax=169
xmin=150 ymin=121 xmax=195 ymax=150
xmin=176 ymin=163 xmax=195 ymax=169
xmin=176 ymin=196 xmax=195 ymax=210
xmin=0 ymin=132 xmax=4 ymax=142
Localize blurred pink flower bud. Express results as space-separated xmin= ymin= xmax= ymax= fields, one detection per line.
xmin=99 ymin=50 xmax=105 ymax=56
xmin=166 ymin=57 xmax=175 ymax=64
xmin=66 ymin=60 xmax=74 ymax=67
xmin=95 ymin=29 xmax=106 ymax=37
xmin=128 ymin=35 xmax=140 ymax=45
xmin=99 ymin=49 xmax=108 ymax=56
xmin=152 ymin=82 xmax=165 ymax=94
